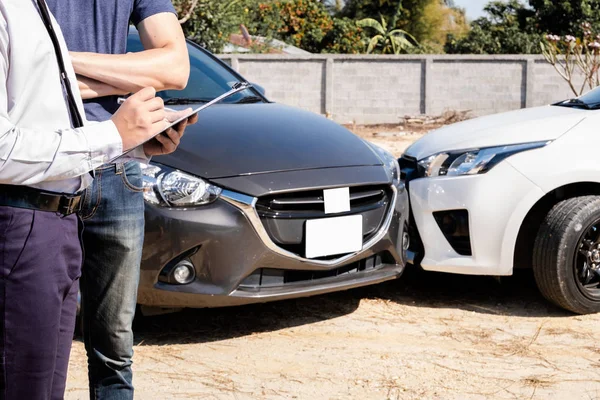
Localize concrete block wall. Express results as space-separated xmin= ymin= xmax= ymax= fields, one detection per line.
xmin=530 ymin=60 xmax=586 ymax=107
xmin=238 ymin=59 xmax=325 ymax=115
xmin=220 ymin=54 xmax=583 ymax=124
xmin=332 ymin=60 xmax=423 ymax=124
xmin=427 ymin=60 xmax=525 ymax=115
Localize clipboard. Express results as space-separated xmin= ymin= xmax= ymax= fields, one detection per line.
xmin=110 ymin=82 xmax=253 ymax=162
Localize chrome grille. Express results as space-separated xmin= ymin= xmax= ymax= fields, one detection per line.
xmin=255 ymin=186 xmax=392 ymax=258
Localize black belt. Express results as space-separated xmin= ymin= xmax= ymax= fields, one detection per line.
xmin=0 ymin=184 xmax=82 ymax=216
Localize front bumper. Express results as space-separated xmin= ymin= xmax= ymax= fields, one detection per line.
xmin=406 ymin=161 xmax=544 ymax=276
xmin=139 ymin=183 xmax=409 ymax=308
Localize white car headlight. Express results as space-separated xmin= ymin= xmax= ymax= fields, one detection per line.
xmin=140 ymin=163 xmax=222 ymax=207
xmin=367 ymin=143 xmax=401 ymax=185
xmin=417 ymin=142 xmax=549 ymax=178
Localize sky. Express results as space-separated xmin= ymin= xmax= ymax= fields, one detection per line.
xmin=452 ymin=0 xmax=488 ymax=20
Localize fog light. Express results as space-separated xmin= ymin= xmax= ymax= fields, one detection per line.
xmin=403 ymin=231 xmax=410 ymax=251
xmin=171 ymin=261 xmax=195 ymax=284
xmin=433 ymin=209 xmax=472 ymax=256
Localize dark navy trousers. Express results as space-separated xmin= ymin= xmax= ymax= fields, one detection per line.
xmin=0 ymin=206 xmax=82 ymax=400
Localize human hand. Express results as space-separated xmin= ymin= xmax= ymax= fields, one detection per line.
xmin=110 ymin=87 xmax=167 ymax=151
xmin=143 ymin=109 xmax=199 ymax=156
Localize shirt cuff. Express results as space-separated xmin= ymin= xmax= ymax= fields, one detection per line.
xmin=129 ymin=146 xmax=151 ymax=163
xmin=112 ymin=145 xmax=151 ymax=164
xmin=82 ymin=120 xmax=123 ymax=168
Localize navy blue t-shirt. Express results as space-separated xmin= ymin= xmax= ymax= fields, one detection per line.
xmin=46 ymin=0 xmax=177 ymax=122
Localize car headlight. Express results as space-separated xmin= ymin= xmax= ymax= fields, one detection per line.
xmin=140 ymin=163 xmax=222 ymax=207
xmin=367 ymin=143 xmax=401 ymax=185
xmin=417 ymin=142 xmax=549 ymax=178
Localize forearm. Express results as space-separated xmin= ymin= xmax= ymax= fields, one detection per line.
xmin=70 ymin=12 xmax=189 ymax=95
xmin=71 ymin=47 xmax=188 ymax=93
xmin=77 ymin=75 xmax=129 ymax=99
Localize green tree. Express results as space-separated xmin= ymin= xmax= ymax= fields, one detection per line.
xmin=529 ymin=0 xmax=600 ymax=35
xmin=173 ymin=0 xmax=244 ymax=53
xmin=358 ymin=10 xmax=418 ymax=53
xmin=398 ymin=0 xmax=468 ymax=51
xmin=319 ymin=0 xmax=345 ymax=13
xmin=245 ymin=0 xmax=334 ymax=53
xmin=342 ymin=0 xmax=468 ymax=52
xmin=321 ymin=17 xmax=367 ymax=53
xmin=444 ymin=0 xmax=600 ymax=55
xmin=445 ymin=0 xmax=542 ymax=54
xmin=245 ymin=0 xmax=365 ymax=54
xmin=341 ymin=0 xmax=400 ymax=20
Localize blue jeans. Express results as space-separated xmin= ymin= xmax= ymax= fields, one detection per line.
xmin=79 ymin=161 xmax=145 ymax=400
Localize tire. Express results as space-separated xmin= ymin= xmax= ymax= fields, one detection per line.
xmin=533 ymin=196 xmax=600 ymax=314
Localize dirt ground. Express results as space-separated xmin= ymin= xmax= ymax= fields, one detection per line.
xmin=348 ymin=123 xmax=430 ymax=156
xmin=65 ymin=125 xmax=600 ymax=400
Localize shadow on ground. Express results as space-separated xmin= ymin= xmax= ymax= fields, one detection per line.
xmin=132 ymin=287 xmax=362 ymax=346
xmin=131 ymin=267 xmax=572 ymax=346
xmin=357 ymin=266 xmax=571 ymax=318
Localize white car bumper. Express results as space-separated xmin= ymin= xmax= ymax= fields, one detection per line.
xmin=407 ymin=161 xmax=545 ymax=276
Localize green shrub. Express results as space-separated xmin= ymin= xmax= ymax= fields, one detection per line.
xmin=321 ymin=17 xmax=366 ymax=54
xmin=245 ymin=0 xmax=334 ymax=53
xmin=173 ymin=0 xmax=244 ymax=53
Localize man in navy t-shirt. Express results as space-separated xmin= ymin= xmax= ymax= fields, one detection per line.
xmin=45 ymin=1 xmax=192 ymax=398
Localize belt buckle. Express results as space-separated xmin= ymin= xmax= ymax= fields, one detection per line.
xmin=58 ymin=194 xmax=82 ymax=216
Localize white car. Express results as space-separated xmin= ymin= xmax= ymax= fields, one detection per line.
xmin=401 ymin=87 xmax=600 ymax=314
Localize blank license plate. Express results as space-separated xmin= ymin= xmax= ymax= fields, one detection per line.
xmin=305 ymin=215 xmax=363 ymax=258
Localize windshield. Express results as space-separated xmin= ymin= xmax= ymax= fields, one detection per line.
xmin=127 ymin=34 xmax=259 ymax=104
xmin=577 ymin=86 xmax=600 ymax=106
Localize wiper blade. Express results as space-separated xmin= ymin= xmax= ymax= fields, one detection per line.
xmin=555 ymin=98 xmax=592 ymax=109
xmin=163 ymin=98 xmax=210 ymax=105
xmin=235 ymin=96 xmax=264 ymax=104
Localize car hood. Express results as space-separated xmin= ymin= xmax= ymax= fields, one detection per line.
xmin=154 ymin=103 xmax=382 ymax=179
xmin=404 ymin=105 xmax=589 ymax=160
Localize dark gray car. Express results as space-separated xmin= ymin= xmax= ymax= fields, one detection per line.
xmin=128 ymin=35 xmax=410 ymax=311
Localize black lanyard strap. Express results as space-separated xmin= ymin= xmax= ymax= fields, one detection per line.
xmin=36 ymin=0 xmax=84 ymax=129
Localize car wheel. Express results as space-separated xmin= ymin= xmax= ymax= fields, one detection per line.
xmin=533 ymin=196 xmax=600 ymax=314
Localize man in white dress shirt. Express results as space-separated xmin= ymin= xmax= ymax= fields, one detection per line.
xmin=0 ymin=1 xmax=189 ymax=398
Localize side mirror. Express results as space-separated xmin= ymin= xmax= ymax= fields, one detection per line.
xmin=251 ymin=83 xmax=266 ymax=97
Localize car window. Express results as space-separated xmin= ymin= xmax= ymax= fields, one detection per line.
xmin=127 ymin=34 xmax=254 ymax=103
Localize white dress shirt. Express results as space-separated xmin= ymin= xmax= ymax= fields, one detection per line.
xmin=0 ymin=0 xmax=124 ymax=194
